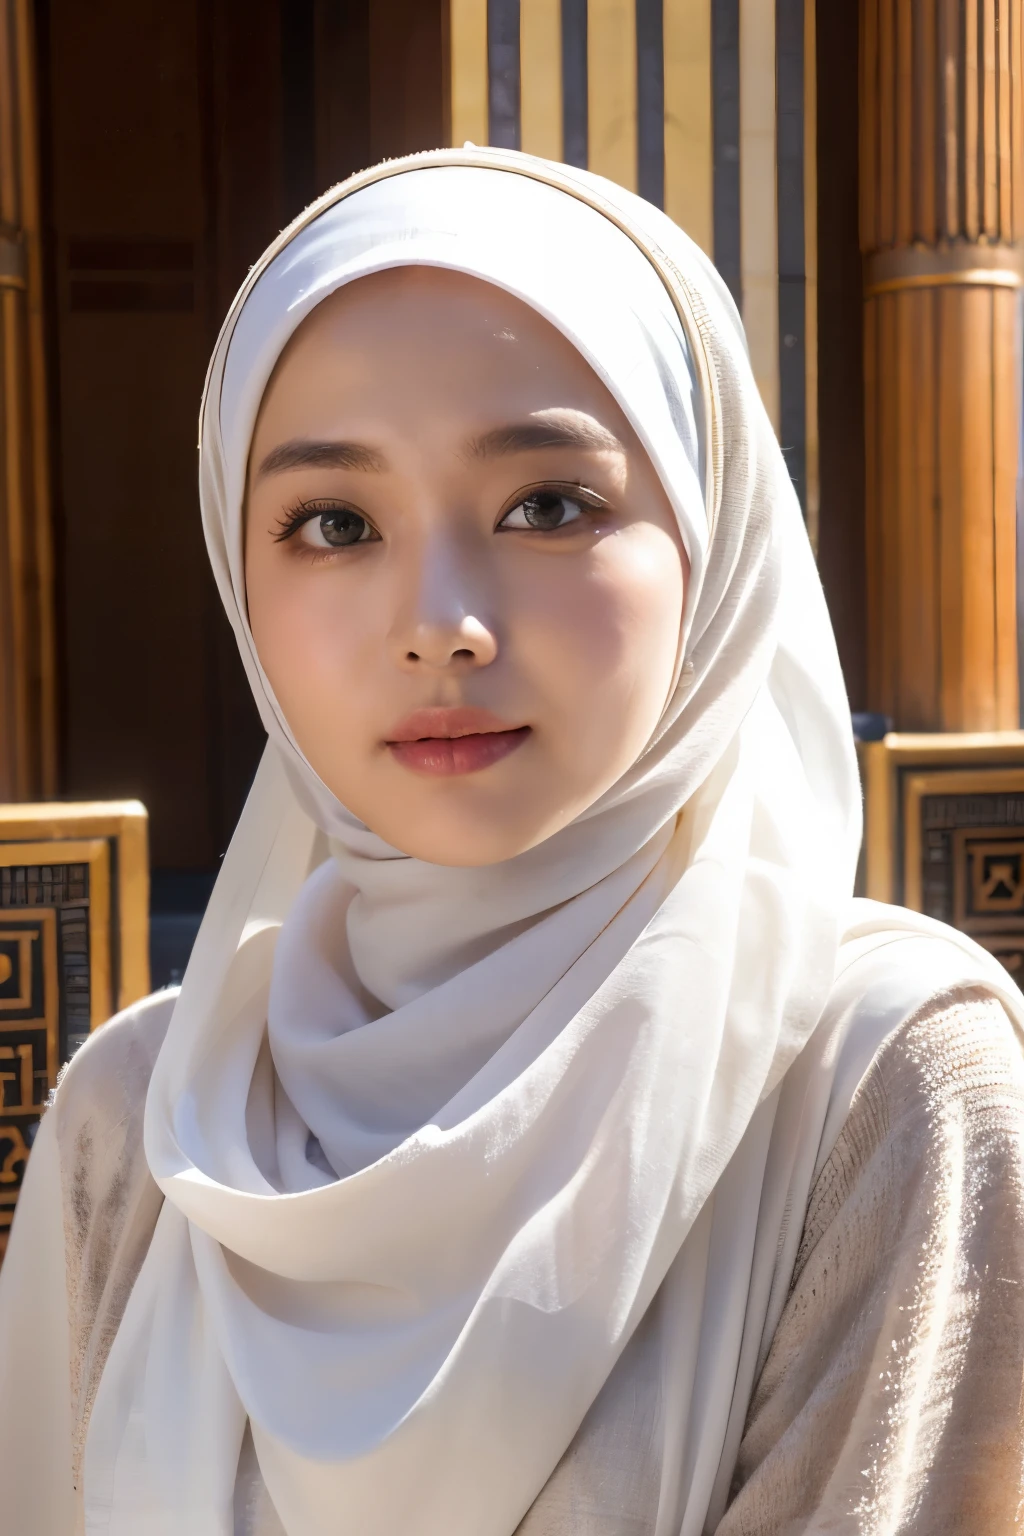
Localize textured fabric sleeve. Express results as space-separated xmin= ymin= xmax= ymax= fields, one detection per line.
xmin=716 ymin=989 xmax=1024 ymax=1535
xmin=0 ymin=988 xmax=174 ymax=1536
xmin=0 ymin=1106 xmax=76 ymax=1536
xmin=54 ymin=990 xmax=173 ymax=1494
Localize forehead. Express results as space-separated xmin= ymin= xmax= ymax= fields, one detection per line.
xmin=217 ymin=166 xmax=704 ymax=577
xmin=254 ymin=265 xmax=630 ymax=441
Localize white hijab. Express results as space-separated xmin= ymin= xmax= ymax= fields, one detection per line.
xmin=82 ymin=149 xmax=1023 ymax=1536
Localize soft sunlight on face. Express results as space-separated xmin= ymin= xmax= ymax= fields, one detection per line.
xmin=245 ymin=267 xmax=688 ymax=867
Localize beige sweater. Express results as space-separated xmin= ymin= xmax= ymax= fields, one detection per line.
xmin=2 ymin=985 xmax=1023 ymax=1533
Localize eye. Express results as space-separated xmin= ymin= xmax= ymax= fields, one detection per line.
xmin=499 ymin=489 xmax=585 ymax=531
xmin=298 ymin=508 xmax=377 ymax=548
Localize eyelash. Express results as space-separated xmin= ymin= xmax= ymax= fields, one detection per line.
xmin=271 ymin=499 xmax=363 ymax=544
xmin=498 ymin=481 xmax=609 ymax=529
xmin=271 ymin=482 xmax=610 ymax=556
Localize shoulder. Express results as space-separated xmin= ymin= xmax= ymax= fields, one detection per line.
xmin=54 ymin=985 xmax=178 ymax=1115
xmin=725 ymin=986 xmax=1024 ymax=1528
xmin=49 ymin=985 xmax=177 ymax=1251
xmin=797 ymin=982 xmax=1024 ymax=1280
xmin=49 ymin=986 xmax=177 ymax=1153
xmin=44 ymin=991 xmax=178 ymax=1457
xmin=872 ymin=980 xmax=1024 ymax=1126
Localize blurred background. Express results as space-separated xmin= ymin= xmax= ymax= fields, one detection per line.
xmin=0 ymin=0 xmax=1019 ymax=982
xmin=3 ymin=0 xmax=450 ymax=982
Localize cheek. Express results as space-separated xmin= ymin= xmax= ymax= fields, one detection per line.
xmin=511 ymin=529 xmax=685 ymax=733
xmin=245 ymin=545 xmax=376 ymax=740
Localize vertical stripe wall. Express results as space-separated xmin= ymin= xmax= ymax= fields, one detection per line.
xmin=802 ymin=0 xmax=818 ymax=548
xmin=742 ymin=0 xmax=779 ymax=430
xmin=521 ymin=0 xmax=563 ymax=158
xmin=664 ymin=0 xmax=712 ymax=253
xmin=447 ymin=0 xmax=815 ymax=517
xmin=589 ymin=0 xmax=638 ymax=189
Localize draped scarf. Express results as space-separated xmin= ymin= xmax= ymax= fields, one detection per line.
xmin=82 ymin=149 xmax=1024 ymax=1536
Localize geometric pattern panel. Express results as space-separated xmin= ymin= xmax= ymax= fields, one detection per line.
xmin=0 ymin=845 xmax=103 ymax=1063
xmin=0 ymin=802 xmax=149 ymax=1264
xmin=952 ymin=827 xmax=1024 ymax=932
xmin=915 ymin=796 xmax=1024 ymax=984
xmin=0 ymin=907 xmax=58 ymax=1255
xmin=912 ymin=792 xmax=1024 ymax=920
xmin=859 ymin=739 xmax=1024 ymax=990
xmin=1 ymin=863 xmax=90 ymax=1058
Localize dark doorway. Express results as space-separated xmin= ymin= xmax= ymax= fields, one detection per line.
xmin=814 ymin=0 xmax=866 ymax=709
xmin=33 ymin=0 xmax=447 ymax=979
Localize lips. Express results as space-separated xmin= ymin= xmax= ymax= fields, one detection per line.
xmin=385 ymin=707 xmax=531 ymax=777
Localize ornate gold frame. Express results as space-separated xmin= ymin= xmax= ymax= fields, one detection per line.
xmin=0 ymin=801 xmax=149 ymax=1260
xmin=0 ymin=902 xmax=59 ymax=1254
xmin=0 ymin=800 xmax=148 ymax=1011
xmin=0 ymin=838 xmax=110 ymax=1027
xmin=902 ymin=768 xmax=1024 ymax=912
xmin=859 ymin=733 xmax=1024 ymax=906
xmin=0 ymin=905 xmax=58 ymax=1087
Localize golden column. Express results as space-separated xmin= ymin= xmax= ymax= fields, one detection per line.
xmin=0 ymin=0 xmax=55 ymax=800
xmin=860 ymin=0 xmax=1024 ymax=731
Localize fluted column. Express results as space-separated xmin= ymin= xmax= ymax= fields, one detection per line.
xmin=860 ymin=0 xmax=1024 ymax=731
xmin=0 ymin=0 xmax=55 ymax=800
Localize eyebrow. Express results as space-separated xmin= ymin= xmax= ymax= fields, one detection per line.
xmin=255 ymin=412 xmax=623 ymax=480
xmin=255 ymin=439 xmax=388 ymax=478
xmin=465 ymin=415 xmax=624 ymax=459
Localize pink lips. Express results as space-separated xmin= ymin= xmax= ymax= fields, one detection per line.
xmin=385 ymin=707 xmax=531 ymax=777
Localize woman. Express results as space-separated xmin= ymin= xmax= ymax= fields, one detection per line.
xmin=3 ymin=147 xmax=1024 ymax=1535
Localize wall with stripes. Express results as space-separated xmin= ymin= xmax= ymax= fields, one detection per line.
xmin=449 ymin=0 xmax=819 ymax=537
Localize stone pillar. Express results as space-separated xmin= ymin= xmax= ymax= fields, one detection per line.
xmin=860 ymin=0 xmax=1024 ymax=731
xmin=0 ymin=0 xmax=55 ymax=800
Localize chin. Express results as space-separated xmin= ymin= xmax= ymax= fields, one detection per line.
xmin=375 ymin=810 xmax=562 ymax=868
xmin=389 ymin=833 xmax=535 ymax=869
xmin=334 ymin=770 xmax=585 ymax=867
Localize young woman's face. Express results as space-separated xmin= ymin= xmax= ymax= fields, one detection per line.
xmin=246 ymin=268 xmax=688 ymax=867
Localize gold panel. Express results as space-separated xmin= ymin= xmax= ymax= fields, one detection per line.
xmin=663 ymin=0 xmax=712 ymax=256
xmin=0 ymin=933 xmax=33 ymax=1009
xmin=0 ymin=838 xmax=110 ymax=1026
xmin=449 ymin=0 xmax=488 ymax=147
xmin=0 ymin=799 xmax=149 ymax=1260
xmin=860 ymin=733 xmax=1024 ymax=981
xmin=0 ymin=906 xmax=58 ymax=1073
xmin=0 ymin=801 xmax=148 ymax=1009
xmin=520 ymin=0 xmax=562 ymax=160
xmin=952 ymin=829 xmax=1024 ymax=932
xmin=588 ymin=0 xmax=638 ymax=192
xmin=739 ymin=0 xmax=779 ymax=429
xmin=0 ymin=904 xmax=58 ymax=1257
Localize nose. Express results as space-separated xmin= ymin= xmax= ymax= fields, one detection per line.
xmin=388 ymin=535 xmax=499 ymax=671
